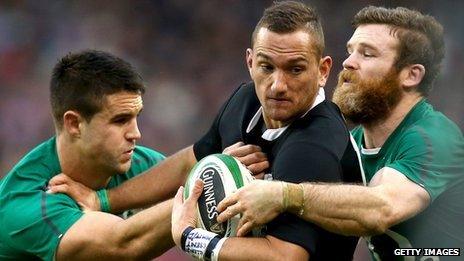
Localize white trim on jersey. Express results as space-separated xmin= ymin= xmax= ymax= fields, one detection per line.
xmin=349 ymin=133 xmax=367 ymax=186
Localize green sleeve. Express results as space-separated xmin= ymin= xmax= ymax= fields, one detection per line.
xmin=1 ymin=187 xmax=83 ymax=260
xmin=386 ymin=124 xmax=464 ymax=201
xmin=122 ymin=146 xmax=165 ymax=180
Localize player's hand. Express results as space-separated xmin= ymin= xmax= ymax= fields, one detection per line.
xmin=217 ymin=180 xmax=283 ymax=236
xmin=223 ymin=142 xmax=269 ymax=179
xmin=47 ymin=173 xmax=100 ymax=212
xmin=171 ymin=179 xmax=204 ymax=246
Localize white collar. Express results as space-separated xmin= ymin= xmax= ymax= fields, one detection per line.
xmin=361 ymin=146 xmax=381 ymax=155
xmin=246 ymin=87 xmax=325 ymax=141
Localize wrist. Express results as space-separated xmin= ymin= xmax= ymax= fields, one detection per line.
xmin=96 ymin=189 xmax=111 ymax=212
xmin=180 ymin=227 xmax=226 ymax=261
xmin=282 ymin=182 xmax=305 ymax=216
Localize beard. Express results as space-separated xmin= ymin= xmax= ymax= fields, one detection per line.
xmin=332 ymin=68 xmax=402 ymax=125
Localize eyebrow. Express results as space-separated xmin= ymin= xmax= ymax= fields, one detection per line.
xmin=256 ymin=52 xmax=309 ymax=64
xmin=110 ymin=107 xmax=143 ymax=120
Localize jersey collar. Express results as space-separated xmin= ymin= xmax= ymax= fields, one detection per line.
xmin=246 ymin=87 xmax=325 ymax=141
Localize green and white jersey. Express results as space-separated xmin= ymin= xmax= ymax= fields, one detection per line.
xmin=351 ymin=99 xmax=464 ymax=260
xmin=0 ymin=137 xmax=165 ymax=260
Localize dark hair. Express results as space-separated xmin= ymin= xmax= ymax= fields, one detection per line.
xmin=50 ymin=50 xmax=145 ymax=129
xmin=251 ymin=1 xmax=325 ymax=58
xmin=353 ymin=6 xmax=444 ymax=95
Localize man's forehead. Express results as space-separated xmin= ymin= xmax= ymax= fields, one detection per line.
xmin=103 ymin=92 xmax=143 ymax=113
xmin=348 ymin=24 xmax=398 ymax=49
xmin=254 ymin=28 xmax=318 ymax=61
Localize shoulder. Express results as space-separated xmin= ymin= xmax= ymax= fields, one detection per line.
xmin=222 ymin=82 xmax=259 ymax=111
xmin=289 ymin=101 xmax=350 ymax=154
xmin=6 ymin=138 xmax=60 ymax=181
xmin=0 ymin=190 xmax=83 ymax=260
xmin=399 ymin=109 xmax=463 ymax=156
xmin=133 ymin=145 xmax=165 ymax=162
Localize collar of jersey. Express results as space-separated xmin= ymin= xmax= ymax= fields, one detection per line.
xmin=246 ymin=87 xmax=325 ymax=141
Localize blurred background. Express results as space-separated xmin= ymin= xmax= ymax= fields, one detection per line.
xmin=0 ymin=0 xmax=462 ymax=260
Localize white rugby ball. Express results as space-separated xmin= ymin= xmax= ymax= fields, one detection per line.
xmin=184 ymin=153 xmax=254 ymax=237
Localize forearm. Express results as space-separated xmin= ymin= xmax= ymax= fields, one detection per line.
xmin=109 ymin=146 xmax=196 ymax=213
xmin=178 ymin=235 xmax=307 ymax=261
xmin=218 ymin=237 xmax=288 ymax=261
xmin=115 ymin=199 xmax=174 ymax=259
xmin=288 ymin=183 xmax=392 ymax=236
xmin=57 ymin=199 xmax=175 ymax=260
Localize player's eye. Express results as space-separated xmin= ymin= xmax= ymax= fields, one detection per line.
xmin=290 ymin=66 xmax=304 ymax=75
xmin=260 ymin=64 xmax=274 ymax=73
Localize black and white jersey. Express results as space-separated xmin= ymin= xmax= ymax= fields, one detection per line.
xmin=194 ymin=82 xmax=362 ymax=260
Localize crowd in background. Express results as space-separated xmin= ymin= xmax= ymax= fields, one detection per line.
xmin=1 ymin=0 xmax=463 ymax=180
xmin=0 ymin=1 xmax=463 ymax=260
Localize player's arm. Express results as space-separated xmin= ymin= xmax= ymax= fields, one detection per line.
xmin=171 ymin=183 xmax=308 ymax=261
xmin=219 ymin=167 xmax=430 ymax=236
xmin=215 ymin=236 xmax=308 ymax=261
xmin=107 ymin=146 xmax=196 ymax=213
xmin=48 ymin=143 xmax=268 ymax=213
xmin=56 ymin=198 xmax=174 ymax=260
xmin=297 ymin=166 xmax=430 ymax=235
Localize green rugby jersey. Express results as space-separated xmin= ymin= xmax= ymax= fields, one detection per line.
xmin=351 ymin=99 xmax=464 ymax=260
xmin=0 ymin=137 xmax=165 ymax=260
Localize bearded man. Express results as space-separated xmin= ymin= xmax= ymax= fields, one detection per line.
xmin=214 ymin=6 xmax=464 ymax=260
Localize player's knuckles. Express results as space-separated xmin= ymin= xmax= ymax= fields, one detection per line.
xmin=242 ymin=144 xmax=261 ymax=153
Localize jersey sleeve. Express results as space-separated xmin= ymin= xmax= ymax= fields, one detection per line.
xmin=266 ymin=139 xmax=347 ymax=255
xmin=0 ymin=182 xmax=83 ymax=260
xmin=386 ymin=124 xmax=464 ymax=201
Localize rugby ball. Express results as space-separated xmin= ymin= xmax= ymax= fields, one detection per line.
xmin=184 ymin=154 xmax=254 ymax=237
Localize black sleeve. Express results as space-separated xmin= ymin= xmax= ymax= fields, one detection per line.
xmin=193 ymin=85 xmax=243 ymax=161
xmin=266 ymin=139 xmax=343 ymax=255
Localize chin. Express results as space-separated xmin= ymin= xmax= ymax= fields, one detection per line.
xmin=116 ymin=162 xmax=132 ymax=174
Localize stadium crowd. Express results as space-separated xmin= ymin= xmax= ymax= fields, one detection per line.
xmin=1 ymin=0 xmax=463 ymax=176
xmin=0 ymin=1 xmax=463 ymax=260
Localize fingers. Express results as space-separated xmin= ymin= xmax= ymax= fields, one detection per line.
xmin=48 ymin=173 xmax=71 ymax=186
xmin=247 ymin=161 xmax=270 ymax=176
xmin=217 ymin=192 xmax=238 ymax=213
xmin=223 ymin=142 xmax=261 ymax=157
xmin=234 ymin=151 xmax=267 ymax=166
xmin=46 ymin=184 xmax=69 ymax=194
xmin=190 ymin=179 xmax=204 ymax=201
xmin=223 ymin=142 xmax=245 ymax=155
xmin=253 ymin=172 xmax=265 ymax=180
xmin=236 ymin=221 xmax=254 ymax=237
xmin=174 ymin=186 xmax=184 ymax=205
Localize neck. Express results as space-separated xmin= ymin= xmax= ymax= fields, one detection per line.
xmin=56 ymin=134 xmax=111 ymax=190
xmin=263 ymin=117 xmax=290 ymax=129
xmin=362 ymin=94 xmax=422 ymax=149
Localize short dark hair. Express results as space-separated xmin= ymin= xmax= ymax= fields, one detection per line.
xmin=353 ymin=6 xmax=444 ymax=95
xmin=50 ymin=50 xmax=145 ymax=129
xmin=251 ymin=1 xmax=325 ymax=58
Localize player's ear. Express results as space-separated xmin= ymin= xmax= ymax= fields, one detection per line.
xmin=318 ymin=56 xmax=332 ymax=88
xmin=63 ymin=111 xmax=83 ymax=138
xmin=399 ymin=64 xmax=425 ymax=90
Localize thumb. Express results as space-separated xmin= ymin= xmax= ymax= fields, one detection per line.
xmin=186 ymin=179 xmax=204 ymax=204
xmin=77 ymin=201 xmax=92 ymax=212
